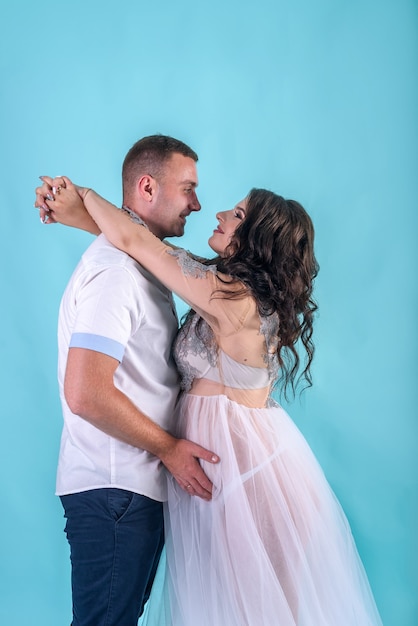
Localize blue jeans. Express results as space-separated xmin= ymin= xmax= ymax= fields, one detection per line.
xmin=60 ymin=488 xmax=164 ymax=626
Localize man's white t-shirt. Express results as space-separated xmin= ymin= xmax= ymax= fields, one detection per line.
xmin=56 ymin=234 xmax=180 ymax=501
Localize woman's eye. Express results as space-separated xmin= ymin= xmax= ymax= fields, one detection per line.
xmin=234 ymin=210 xmax=244 ymax=219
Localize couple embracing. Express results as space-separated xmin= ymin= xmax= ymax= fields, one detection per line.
xmin=35 ymin=134 xmax=382 ymax=626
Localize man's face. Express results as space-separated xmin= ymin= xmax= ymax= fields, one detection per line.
xmin=152 ymin=153 xmax=201 ymax=238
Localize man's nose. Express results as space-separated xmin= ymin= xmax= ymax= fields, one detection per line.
xmin=190 ymin=192 xmax=201 ymax=212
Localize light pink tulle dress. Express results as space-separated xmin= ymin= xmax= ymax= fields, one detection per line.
xmin=141 ymin=249 xmax=383 ymax=626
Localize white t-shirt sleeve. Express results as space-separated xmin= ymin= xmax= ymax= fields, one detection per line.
xmin=68 ymin=265 xmax=143 ymax=361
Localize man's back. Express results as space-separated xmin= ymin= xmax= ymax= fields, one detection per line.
xmin=56 ymin=234 xmax=180 ymax=500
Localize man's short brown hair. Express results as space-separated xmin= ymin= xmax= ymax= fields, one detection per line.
xmin=122 ymin=135 xmax=198 ymax=200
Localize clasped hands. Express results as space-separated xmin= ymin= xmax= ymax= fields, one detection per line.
xmin=35 ymin=175 xmax=91 ymax=227
xmin=35 ymin=175 xmax=101 ymax=234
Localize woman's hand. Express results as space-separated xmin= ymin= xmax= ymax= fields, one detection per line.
xmin=34 ymin=176 xmax=101 ymax=235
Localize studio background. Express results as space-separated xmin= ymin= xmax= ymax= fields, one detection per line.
xmin=0 ymin=1 xmax=416 ymax=624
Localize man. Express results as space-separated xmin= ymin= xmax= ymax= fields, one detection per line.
xmin=35 ymin=135 xmax=219 ymax=626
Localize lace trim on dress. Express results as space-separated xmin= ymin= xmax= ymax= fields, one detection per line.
xmin=120 ymin=205 xmax=149 ymax=228
xmin=167 ymin=248 xmax=218 ymax=278
xmin=168 ymin=249 xmax=219 ymax=390
xmin=260 ymin=313 xmax=280 ymax=382
xmin=174 ymin=315 xmax=218 ymax=391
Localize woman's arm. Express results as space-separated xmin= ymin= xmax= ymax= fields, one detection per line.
xmin=50 ymin=178 xmax=245 ymax=335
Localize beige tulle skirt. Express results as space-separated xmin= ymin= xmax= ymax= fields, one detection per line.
xmin=142 ymin=393 xmax=383 ymax=626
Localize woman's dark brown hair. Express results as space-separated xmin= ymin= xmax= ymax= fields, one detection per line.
xmin=216 ymin=188 xmax=319 ymax=397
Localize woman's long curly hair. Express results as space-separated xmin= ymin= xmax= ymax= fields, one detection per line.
xmin=196 ymin=188 xmax=319 ymax=398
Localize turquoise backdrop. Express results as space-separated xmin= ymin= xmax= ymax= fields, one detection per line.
xmin=0 ymin=1 xmax=416 ymax=624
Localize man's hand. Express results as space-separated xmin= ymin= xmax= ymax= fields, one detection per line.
xmin=65 ymin=347 xmax=220 ymax=502
xmin=159 ymin=439 xmax=219 ymax=501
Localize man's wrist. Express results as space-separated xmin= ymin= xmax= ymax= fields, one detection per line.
xmin=150 ymin=431 xmax=177 ymax=461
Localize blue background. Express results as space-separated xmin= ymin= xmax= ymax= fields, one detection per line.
xmin=0 ymin=1 xmax=416 ymax=624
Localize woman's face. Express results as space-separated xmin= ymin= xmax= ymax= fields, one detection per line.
xmin=208 ymin=198 xmax=248 ymax=256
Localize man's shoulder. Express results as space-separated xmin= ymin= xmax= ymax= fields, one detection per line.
xmin=80 ymin=235 xmax=138 ymax=272
xmin=75 ymin=235 xmax=167 ymax=291
xmin=84 ymin=233 xmax=128 ymax=260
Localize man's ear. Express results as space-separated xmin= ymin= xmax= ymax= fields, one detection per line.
xmin=137 ymin=174 xmax=157 ymax=202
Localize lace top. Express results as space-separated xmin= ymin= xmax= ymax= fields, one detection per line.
xmin=168 ymin=249 xmax=280 ymax=400
xmin=174 ymin=314 xmax=279 ymax=393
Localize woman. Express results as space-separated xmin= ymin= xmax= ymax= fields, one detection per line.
xmin=39 ymin=178 xmax=382 ymax=625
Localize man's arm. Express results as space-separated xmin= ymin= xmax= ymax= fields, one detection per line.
xmin=65 ymin=348 xmax=218 ymax=500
